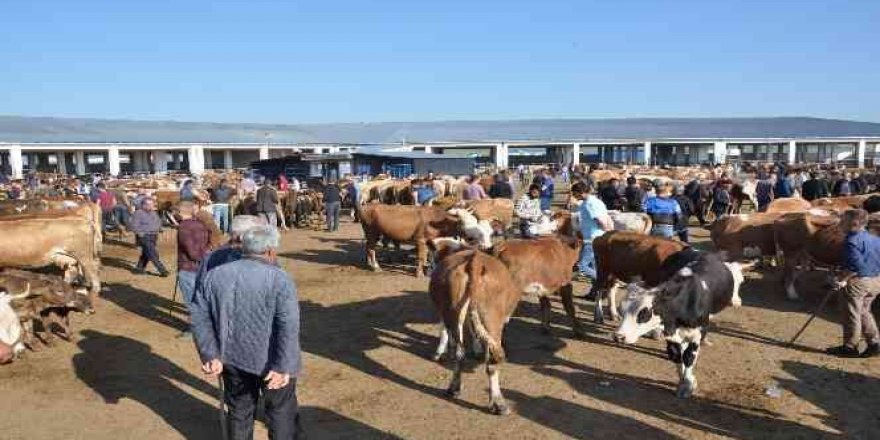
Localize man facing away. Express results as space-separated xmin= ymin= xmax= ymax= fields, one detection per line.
xmin=176 ymin=201 xmax=213 ymax=338
xmin=323 ymin=180 xmax=342 ymax=232
xmin=191 ymin=225 xmax=302 ymax=439
xmin=827 ymin=209 xmax=880 ymax=358
xmin=212 ymin=179 xmax=234 ymax=234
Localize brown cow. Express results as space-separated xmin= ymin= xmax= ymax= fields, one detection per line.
xmin=592 ymin=231 xmax=688 ymax=323
xmin=773 ymin=211 xmax=844 ymax=300
xmin=811 ymin=195 xmax=871 ymax=211
xmin=0 ymin=209 xmax=101 ymax=304
xmin=359 ymin=205 xmax=465 ymax=277
xmin=765 ymin=197 xmax=811 ymax=213
xmin=429 ymin=245 xmax=521 ymax=415
xmin=492 ymin=235 xmax=585 ymax=337
xmin=464 ymin=198 xmax=515 ymax=233
xmin=710 ymin=212 xmax=784 ymax=260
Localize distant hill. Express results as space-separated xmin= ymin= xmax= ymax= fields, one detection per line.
xmin=2 ymin=115 xmax=880 ymax=144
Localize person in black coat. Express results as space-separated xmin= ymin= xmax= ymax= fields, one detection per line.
xmin=673 ymin=186 xmax=694 ymax=243
xmin=623 ymin=176 xmax=645 ymax=212
xmin=488 ymin=174 xmax=514 ymax=199
xmin=801 ymin=172 xmax=830 ymax=201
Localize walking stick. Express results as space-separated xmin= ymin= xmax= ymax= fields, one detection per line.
xmin=217 ymin=376 xmax=229 ymax=440
xmin=788 ymin=286 xmax=839 ymax=346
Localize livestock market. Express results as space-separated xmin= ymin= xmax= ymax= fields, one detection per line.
xmin=1 ymin=115 xmax=879 ymax=439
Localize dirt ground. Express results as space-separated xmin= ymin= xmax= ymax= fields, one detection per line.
xmin=1 ymin=219 xmax=879 ymax=439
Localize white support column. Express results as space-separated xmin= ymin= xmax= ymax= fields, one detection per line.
xmin=188 ymin=144 xmax=205 ymax=175
xmin=223 ymin=149 xmax=234 ymax=169
xmin=572 ymin=143 xmax=581 ymax=166
xmin=858 ymin=139 xmax=867 ymax=168
xmin=107 ymin=145 xmax=121 ymax=176
xmin=8 ymin=145 xmax=23 ymax=179
xmin=152 ymin=150 xmax=167 ymax=173
xmin=423 ymin=145 xmax=434 ymax=154
xmin=494 ymin=143 xmax=509 ymax=169
xmin=788 ymin=141 xmax=797 ymax=164
xmin=643 ymin=142 xmax=652 ymax=165
xmin=75 ymin=151 xmax=86 ymax=175
xmin=259 ymin=146 xmax=270 ymax=160
xmin=712 ymin=142 xmax=727 ymax=164
xmin=56 ymin=151 xmax=67 ymax=174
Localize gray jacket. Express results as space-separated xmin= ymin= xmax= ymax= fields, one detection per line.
xmin=129 ymin=210 xmax=163 ymax=235
xmin=190 ymin=257 xmax=301 ymax=376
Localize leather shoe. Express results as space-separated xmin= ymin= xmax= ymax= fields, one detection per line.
xmin=861 ymin=343 xmax=879 ymax=358
xmin=826 ymin=345 xmax=860 ymax=358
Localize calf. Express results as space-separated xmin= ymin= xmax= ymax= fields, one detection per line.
xmin=1 ymin=270 xmax=92 ymax=348
xmin=710 ymin=212 xmax=783 ymax=260
xmin=429 ymin=245 xmax=522 ymax=415
xmin=615 ymin=253 xmax=745 ymax=398
xmin=591 ymin=231 xmax=688 ymax=323
xmin=492 ymin=236 xmax=585 ymax=337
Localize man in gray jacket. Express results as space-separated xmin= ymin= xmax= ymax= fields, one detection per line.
xmin=190 ymin=225 xmax=301 ymax=439
xmin=129 ymin=198 xmax=169 ymax=277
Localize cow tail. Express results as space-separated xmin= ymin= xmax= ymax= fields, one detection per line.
xmin=465 ymin=256 xmax=506 ymax=364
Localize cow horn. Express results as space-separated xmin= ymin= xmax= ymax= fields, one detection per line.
xmin=7 ymin=283 xmax=33 ymax=301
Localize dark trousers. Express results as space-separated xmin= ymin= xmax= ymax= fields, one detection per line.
xmin=223 ymin=365 xmax=301 ymax=440
xmin=325 ymin=201 xmax=341 ymax=231
xmin=676 ymin=228 xmax=689 ymax=243
xmin=136 ymin=234 xmax=167 ymax=273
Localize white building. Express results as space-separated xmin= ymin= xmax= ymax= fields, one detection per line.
xmin=3 ymin=116 xmax=880 ymax=178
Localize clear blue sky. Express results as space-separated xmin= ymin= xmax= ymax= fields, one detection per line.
xmin=2 ymin=1 xmax=879 ymax=124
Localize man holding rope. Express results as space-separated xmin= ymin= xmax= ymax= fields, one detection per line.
xmin=190 ymin=225 xmax=302 ymax=439
xmin=826 ymin=209 xmax=880 ymax=358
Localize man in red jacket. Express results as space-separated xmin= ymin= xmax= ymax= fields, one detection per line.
xmin=177 ymin=201 xmax=213 ymax=338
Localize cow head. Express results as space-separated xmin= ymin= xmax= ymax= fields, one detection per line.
xmin=614 ymin=283 xmax=662 ymax=344
xmin=0 ymin=293 xmax=26 ymax=359
xmin=446 ymin=208 xmax=493 ymax=250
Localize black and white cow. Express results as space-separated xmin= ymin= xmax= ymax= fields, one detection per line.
xmin=615 ymin=252 xmax=745 ymax=398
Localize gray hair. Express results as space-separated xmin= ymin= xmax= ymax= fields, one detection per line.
xmin=230 ymin=215 xmax=267 ymax=240
xmin=242 ymin=225 xmax=280 ymax=255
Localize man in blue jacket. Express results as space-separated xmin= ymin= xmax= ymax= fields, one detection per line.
xmin=191 ymin=225 xmax=302 ymax=438
xmin=827 ymin=209 xmax=880 ymax=358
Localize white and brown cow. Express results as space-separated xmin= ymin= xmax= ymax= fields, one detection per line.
xmin=616 ymin=252 xmax=745 ymax=398
xmin=428 ymin=242 xmax=522 ymax=415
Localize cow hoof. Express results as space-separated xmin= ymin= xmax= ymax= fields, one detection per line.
xmin=431 ymin=353 xmax=444 ymax=362
xmin=573 ymin=327 xmax=587 ymax=339
xmin=490 ymin=401 xmax=511 ymax=416
xmin=593 ymin=316 xmax=605 ymax=325
xmin=445 ymin=387 xmax=461 ymax=398
xmin=541 ymin=326 xmax=552 ymax=335
xmin=676 ymin=383 xmax=696 ymax=398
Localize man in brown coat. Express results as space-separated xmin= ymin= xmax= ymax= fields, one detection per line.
xmin=177 ymin=201 xmax=213 ymax=338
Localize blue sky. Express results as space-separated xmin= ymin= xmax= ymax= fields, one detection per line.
xmin=2 ymin=1 xmax=879 ymax=123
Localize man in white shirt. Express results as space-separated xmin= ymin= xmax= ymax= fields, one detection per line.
xmin=571 ymin=182 xmax=613 ymax=296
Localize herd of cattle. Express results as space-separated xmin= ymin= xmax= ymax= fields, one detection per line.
xmin=355 ymin=174 xmax=880 ymax=414
xmin=3 ymin=165 xmax=880 ymax=419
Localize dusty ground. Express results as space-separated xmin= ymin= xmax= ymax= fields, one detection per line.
xmin=1 ymin=219 xmax=879 ymax=439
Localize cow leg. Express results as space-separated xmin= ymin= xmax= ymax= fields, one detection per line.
xmin=38 ymin=313 xmax=57 ymax=347
xmin=559 ymin=284 xmax=585 ymax=338
xmin=21 ymin=319 xmax=40 ymax=352
xmin=538 ymin=295 xmax=553 ymax=334
xmin=668 ymin=328 xmax=702 ymax=398
xmin=608 ymin=283 xmax=621 ymax=321
xmin=594 ymin=289 xmax=606 ymax=324
xmin=415 ymin=240 xmax=428 ymax=278
xmin=487 ymin=362 xmax=510 ymax=415
xmin=433 ymin=325 xmax=449 ymax=362
xmin=783 ymin=262 xmax=801 ymax=300
xmin=446 ymin=337 xmax=465 ymax=398
xmin=365 ymin=236 xmax=382 ymax=272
